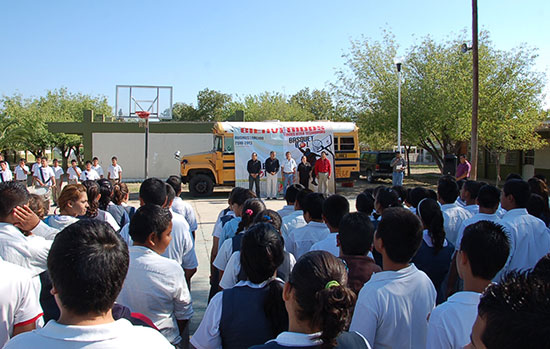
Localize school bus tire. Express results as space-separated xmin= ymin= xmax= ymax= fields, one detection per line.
xmin=189 ymin=174 xmax=214 ymax=197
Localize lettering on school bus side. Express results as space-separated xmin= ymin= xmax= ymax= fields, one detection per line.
xmin=239 ymin=128 xmax=284 ymax=134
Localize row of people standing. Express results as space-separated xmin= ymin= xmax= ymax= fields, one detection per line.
xmin=247 ymin=151 xmax=332 ymax=198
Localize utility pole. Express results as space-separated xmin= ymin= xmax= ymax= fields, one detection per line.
xmin=471 ymin=0 xmax=479 ymax=180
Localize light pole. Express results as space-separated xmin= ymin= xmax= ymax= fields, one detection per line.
xmin=394 ymin=57 xmax=403 ymax=152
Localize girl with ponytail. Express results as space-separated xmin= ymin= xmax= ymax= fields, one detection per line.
xmin=191 ymin=223 xmax=288 ymax=349
xmin=412 ymin=198 xmax=455 ymax=303
xmin=251 ymin=251 xmax=370 ymax=349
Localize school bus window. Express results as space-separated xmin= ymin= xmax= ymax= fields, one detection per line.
xmin=224 ymin=137 xmax=234 ymax=153
xmin=334 ymin=137 xmax=339 ymax=150
xmin=340 ymin=137 xmax=355 ymax=150
xmin=214 ymin=136 xmax=223 ymax=152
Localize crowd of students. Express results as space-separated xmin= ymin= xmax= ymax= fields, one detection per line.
xmin=1 ymin=167 xmax=550 ymax=348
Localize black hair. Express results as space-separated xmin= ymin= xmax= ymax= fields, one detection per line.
xmin=139 ymin=178 xmax=167 ymax=206
xmin=236 ymin=198 xmax=266 ymax=234
xmin=240 ymin=223 xmax=287 ymax=336
xmin=427 ymin=189 xmax=438 ymax=201
xmin=463 ymin=180 xmax=483 ymax=200
xmin=284 ymin=183 xmax=305 ymax=205
xmin=503 ymin=179 xmax=531 ymax=208
xmin=47 ymin=220 xmax=129 ymax=315
xmin=477 ymin=271 xmax=550 ymax=348
xmin=0 ymin=181 xmax=29 ymax=220
xmin=228 ymin=186 xmax=245 ymax=205
xmin=71 ymin=159 xmax=77 ymax=163
xmin=534 ymin=174 xmax=547 ymax=183
xmin=408 ymin=187 xmax=431 ymax=208
xmin=437 ymin=176 xmax=459 ymax=204
xmin=459 ymin=221 xmax=510 ymax=280
xmin=356 ymin=192 xmax=375 ymax=215
xmin=375 ymin=187 xmax=400 ymax=211
xmin=85 ymin=160 xmax=92 ymax=165
xmin=322 ymin=195 xmax=349 ymax=229
xmin=339 ymin=212 xmax=375 ymax=256
xmin=165 ymin=183 xmax=176 ymax=206
xmin=533 ymin=253 xmax=550 ymax=281
xmin=97 ymin=178 xmax=113 ymax=211
xmin=417 ymin=198 xmax=446 ymax=254
xmin=505 ymin=173 xmax=523 ymax=182
xmin=53 ymin=158 xmax=59 ymax=163
xmin=289 ymin=251 xmax=356 ymax=349
xmin=477 ymin=185 xmax=501 ymax=209
xmin=92 ymin=157 xmax=99 ymax=161
xmin=391 ymin=185 xmax=407 ymax=205
xmin=82 ymin=180 xmax=100 ymax=218
xmin=166 ymin=175 xmax=183 ymax=195
xmin=253 ymin=209 xmax=283 ymax=233
xmin=232 ymin=188 xmax=256 ymax=206
xmin=527 ymin=194 xmax=550 ymax=224
xmin=129 ymin=205 xmax=173 ymax=244
xmin=376 ymin=207 xmax=423 ymax=263
xmin=303 ymin=193 xmax=326 ymax=221
xmin=112 ymin=156 xmax=118 ymax=161
xmin=457 ymin=179 xmax=466 ymax=191
xmin=296 ymin=188 xmax=313 ymax=210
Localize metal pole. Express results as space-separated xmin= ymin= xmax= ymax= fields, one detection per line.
xmin=145 ymin=118 xmax=149 ymax=179
xmin=397 ymin=64 xmax=402 ymax=152
xmin=471 ymin=0 xmax=479 ymax=180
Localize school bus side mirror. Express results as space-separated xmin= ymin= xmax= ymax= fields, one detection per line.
xmin=174 ymin=151 xmax=181 ymax=160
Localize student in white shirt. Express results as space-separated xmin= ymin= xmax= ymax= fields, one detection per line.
xmin=251 ymin=251 xmax=371 ymax=349
xmin=0 ymin=258 xmax=43 ymax=348
xmin=14 ymin=159 xmax=29 ymax=185
xmin=167 ymin=176 xmax=198 ymax=239
xmin=460 ymin=180 xmax=482 ymax=215
xmin=286 ymin=192 xmax=330 ymax=259
xmin=310 ymin=194 xmax=350 ymax=257
xmin=218 ymin=188 xmax=257 ymax=249
xmin=30 ymin=159 xmax=40 ymax=186
xmin=92 ymin=156 xmax=104 ymax=178
xmin=81 ymin=180 xmax=120 ymax=231
xmin=191 ymin=223 xmax=287 ymax=349
xmin=438 ymin=176 xmax=473 ymax=245
xmin=107 ymin=156 xmax=123 ymax=183
xmin=427 ymin=220 xmax=510 ymax=349
xmin=80 ymin=160 xmax=100 ymax=181
xmin=281 ymin=151 xmax=297 ymax=195
xmin=350 ymin=207 xmax=436 ymax=349
xmin=45 ymin=184 xmax=88 ymax=231
xmin=278 ymin=184 xmax=304 ymax=219
xmin=497 ymin=179 xmax=550 ymax=278
xmin=66 ymin=159 xmax=81 ymax=184
xmin=33 ymin=157 xmax=56 ymax=199
xmin=117 ymin=205 xmax=193 ymax=347
xmin=4 ymin=219 xmax=173 ymax=349
xmin=51 ymin=159 xmax=64 ymax=205
xmin=281 ymin=187 xmax=310 ymax=241
xmin=0 ymin=160 xmax=13 ymax=182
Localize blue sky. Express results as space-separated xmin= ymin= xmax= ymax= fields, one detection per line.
xmin=1 ymin=0 xmax=548 ymax=109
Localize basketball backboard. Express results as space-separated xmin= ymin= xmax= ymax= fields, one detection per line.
xmin=115 ymin=85 xmax=173 ymax=120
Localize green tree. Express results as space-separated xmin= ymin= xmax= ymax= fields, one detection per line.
xmin=197 ymin=88 xmax=232 ymax=121
xmin=172 ymin=102 xmax=199 ymax=121
xmin=289 ymin=88 xmax=343 ymax=120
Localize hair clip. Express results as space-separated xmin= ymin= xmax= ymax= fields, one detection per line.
xmin=263 ymin=215 xmax=272 ymax=221
xmin=325 ymin=280 xmax=340 ymax=289
xmin=245 ymin=209 xmax=254 ymax=216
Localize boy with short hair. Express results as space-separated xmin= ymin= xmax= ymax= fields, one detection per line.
xmin=66 ymin=159 xmax=81 ymax=184
xmin=337 ymin=212 xmax=381 ymax=295
xmin=117 ymin=205 xmax=193 ymax=347
xmin=460 ymin=180 xmax=483 ymax=215
xmin=92 ymin=156 xmax=104 ymax=178
xmin=438 ymin=175 xmax=472 ymax=245
xmin=0 ymin=161 xmax=12 ymax=182
xmin=4 ymin=220 xmax=172 ymax=348
xmin=350 ymin=207 xmax=436 ymax=348
xmin=427 ymin=221 xmax=510 ymax=348
xmin=310 ymin=194 xmax=350 ymax=256
xmin=108 ymin=156 xmax=123 ymax=183
xmin=167 ymin=175 xmax=198 ymax=239
xmin=281 ymin=187 xmax=310 ymax=241
xmin=80 ymin=160 xmax=100 ymax=181
xmin=14 ymin=159 xmax=29 ymax=185
xmin=278 ymin=183 xmax=304 ymax=218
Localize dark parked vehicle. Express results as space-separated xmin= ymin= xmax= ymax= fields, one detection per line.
xmin=360 ymin=151 xmax=395 ymax=183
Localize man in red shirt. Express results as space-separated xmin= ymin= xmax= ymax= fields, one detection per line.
xmin=314 ymin=151 xmax=331 ymax=194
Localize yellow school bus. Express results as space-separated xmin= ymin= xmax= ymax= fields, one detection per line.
xmin=175 ymin=121 xmax=360 ymax=196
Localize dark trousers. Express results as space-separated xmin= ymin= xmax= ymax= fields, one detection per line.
xmin=299 ymin=174 xmax=310 ymax=189
xmin=249 ymin=174 xmax=260 ymax=197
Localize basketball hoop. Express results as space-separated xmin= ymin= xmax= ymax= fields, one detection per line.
xmin=136 ymin=111 xmax=150 ymax=119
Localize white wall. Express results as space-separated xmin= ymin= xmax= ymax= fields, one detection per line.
xmin=92 ymin=133 xmax=213 ymax=180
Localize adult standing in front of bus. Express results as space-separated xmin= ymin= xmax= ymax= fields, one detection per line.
xmin=264 ymin=151 xmax=280 ymax=200
xmin=281 ymin=151 xmax=297 ymax=195
xmin=390 ymin=151 xmax=406 ymax=186
xmin=247 ymin=152 xmax=262 ymax=198
xmin=314 ymin=151 xmax=331 ymax=195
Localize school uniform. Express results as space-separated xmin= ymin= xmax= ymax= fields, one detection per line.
xmin=454 ymin=212 xmax=500 ymax=249
xmin=497 ymin=208 xmax=550 ymax=280
xmin=171 ymin=197 xmax=198 ymax=232
xmin=309 ymin=232 xmax=339 ymax=257
xmin=426 ymin=291 xmax=481 ymax=349
xmin=277 ymin=205 xmax=295 ymax=219
xmin=0 ymin=259 xmax=44 ymax=348
xmin=51 ymin=166 xmax=64 ymax=203
xmin=92 ymin=164 xmax=104 ymax=177
xmin=463 ymin=204 xmax=479 ymax=215
xmin=90 ymin=209 xmax=120 ymax=232
xmin=440 ymin=203 xmax=473 ymax=247
xmin=29 ymin=221 xmax=60 ymax=240
xmin=281 ymin=210 xmax=306 ymax=242
xmin=107 ymin=164 xmax=123 ymax=182
xmin=80 ymin=168 xmax=100 ymax=181
xmin=4 ymin=318 xmax=173 ymax=349
xmin=286 ymin=221 xmax=330 ymax=259
xmin=350 ymin=264 xmax=436 ymax=349
xmin=14 ymin=165 xmax=29 ymax=184
xmin=45 ymin=215 xmax=79 ymax=231
xmin=66 ymin=166 xmax=81 ymax=184
xmin=0 ymin=223 xmax=51 ymax=277
xmin=0 ymin=169 xmax=13 ymax=182
xmin=213 ymin=238 xmax=236 ymax=272
xmin=190 ymin=279 xmax=286 ymax=349
xmin=250 ymin=331 xmax=371 ymax=349
xmin=117 ymin=246 xmax=193 ymax=346
xmin=212 ymin=210 xmax=235 ymax=239
xmin=107 ymin=202 xmax=130 ymax=228
xmin=34 ymin=166 xmax=55 ymax=198
xmin=218 ymin=217 xmax=241 ymax=249
xmin=339 ymin=255 xmax=381 ymax=296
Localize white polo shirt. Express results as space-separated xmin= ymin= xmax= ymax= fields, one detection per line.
xmin=0 ymin=169 xmax=13 ymax=182
xmin=497 ymin=208 xmax=550 ymax=279
xmin=66 ymin=166 xmax=81 ymax=181
xmin=213 ymin=237 xmax=237 ymax=272
xmin=309 ymin=232 xmax=339 ymax=257
xmin=52 ymin=166 xmax=64 ymax=180
xmin=14 ymin=165 xmax=29 ymax=181
xmin=426 ymin=291 xmax=481 ymax=349
xmin=117 ymin=246 xmax=193 ymax=345
xmin=455 ymin=212 xmax=500 ymax=249
xmin=108 ymin=164 xmax=122 ymax=179
xmin=0 ymin=223 xmax=51 ymax=276
xmin=281 ymin=210 xmax=306 ymax=242
xmin=92 ymin=164 xmax=104 ymax=177
xmin=277 ymin=205 xmax=295 ymax=219
xmin=440 ymin=203 xmax=473 ymax=246
xmin=463 ymin=204 xmax=479 ymax=215
xmin=4 ymin=318 xmax=173 ymax=349
xmin=350 ymin=264 xmax=436 ymax=349
xmin=281 ymin=158 xmax=297 ymax=174
xmin=31 ymin=163 xmax=40 ymax=177
xmin=171 ymin=197 xmax=198 ymax=232
xmin=0 ymin=259 xmax=43 ymax=348
xmin=80 ymin=168 xmax=100 ymax=181
xmin=285 ymin=221 xmax=330 ymax=259
xmin=120 ymin=210 xmax=198 ymax=270
xmin=34 ymin=166 xmax=55 ymax=187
